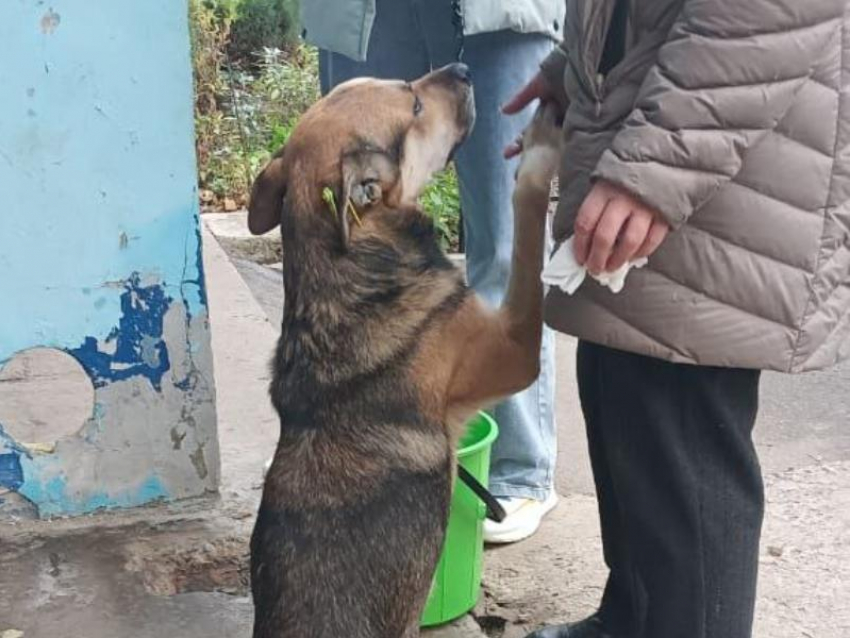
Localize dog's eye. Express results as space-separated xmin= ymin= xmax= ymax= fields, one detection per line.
xmin=413 ymin=95 xmax=423 ymax=116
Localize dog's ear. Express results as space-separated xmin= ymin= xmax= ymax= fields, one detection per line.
xmin=338 ymin=147 xmax=399 ymax=245
xmin=248 ymin=149 xmax=288 ymax=235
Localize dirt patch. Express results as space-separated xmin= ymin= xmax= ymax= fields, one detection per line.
xmin=125 ymin=533 xmax=250 ymax=596
xmin=472 ymin=613 xmax=508 ymax=638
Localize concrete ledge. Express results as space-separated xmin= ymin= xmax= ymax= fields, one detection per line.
xmin=202 ymin=210 xmax=281 ymax=264
xmin=203 ymin=210 xmax=468 ymax=271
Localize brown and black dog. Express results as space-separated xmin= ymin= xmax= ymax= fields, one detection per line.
xmin=247 ymin=63 xmax=561 ymax=638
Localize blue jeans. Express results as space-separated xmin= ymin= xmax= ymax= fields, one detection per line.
xmin=319 ymin=0 xmax=557 ymax=500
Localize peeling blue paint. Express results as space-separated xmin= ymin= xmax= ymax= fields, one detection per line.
xmin=82 ymin=403 xmax=107 ymax=444
xmin=181 ymin=219 xmax=209 ymax=314
xmin=18 ymin=475 xmax=67 ymax=509
xmin=136 ymin=476 xmax=170 ymax=502
xmin=193 ymin=221 xmax=209 ymax=309
xmin=18 ymin=469 xmax=169 ymax=518
xmin=0 ymin=0 xmax=218 ymax=518
xmin=0 ymin=426 xmax=31 ymax=459
xmin=0 ymin=452 xmax=24 ymax=490
xmin=68 ymin=274 xmax=172 ymax=391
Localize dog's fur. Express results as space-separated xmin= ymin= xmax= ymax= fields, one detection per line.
xmin=247 ymin=64 xmax=561 ymax=638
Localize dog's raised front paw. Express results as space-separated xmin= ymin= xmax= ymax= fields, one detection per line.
xmin=516 ymin=102 xmax=562 ymax=192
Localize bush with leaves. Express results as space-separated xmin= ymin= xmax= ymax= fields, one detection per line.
xmin=229 ymin=0 xmax=299 ymax=63
xmin=420 ymin=166 xmax=462 ymax=251
xmin=191 ymin=38 xmax=319 ymax=206
xmin=188 ymin=1 xmax=461 ymax=249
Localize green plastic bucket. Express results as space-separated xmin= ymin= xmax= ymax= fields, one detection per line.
xmin=420 ymin=412 xmax=498 ymax=627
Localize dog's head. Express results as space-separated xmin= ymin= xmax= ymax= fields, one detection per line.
xmin=247 ymin=63 xmax=475 ymax=245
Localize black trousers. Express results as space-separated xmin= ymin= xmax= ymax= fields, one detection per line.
xmin=576 ymin=341 xmax=764 ymax=638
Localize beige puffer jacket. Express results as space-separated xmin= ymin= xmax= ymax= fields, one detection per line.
xmin=541 ymin=0 xmax=850 ymax=372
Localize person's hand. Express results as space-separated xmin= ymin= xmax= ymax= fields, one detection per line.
xmin=502 ymin=72 xmax=562 ymax=159
xmin=574 ymin=180 xmax=670 ymax=275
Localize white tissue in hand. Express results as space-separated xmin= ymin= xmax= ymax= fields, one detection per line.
xmin=542 ymin=236 xmax=647 ymax=295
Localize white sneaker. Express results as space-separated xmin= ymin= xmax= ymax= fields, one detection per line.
xmin=483 ymin=491 xmax=559 ymax=544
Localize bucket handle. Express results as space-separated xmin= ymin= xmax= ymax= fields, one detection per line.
xmin=457 ymin=465 xmax=506 ymax=522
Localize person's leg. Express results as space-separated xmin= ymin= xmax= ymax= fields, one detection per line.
xmin=318 ymin=0 xmax=430 ymax=93
xmin=572 ymin=343 xmax=763 ymax=638
xmin=526 ymin=340 xmax=646 ymax=638
xmin=693 ymin=364 xmax=764 ymax=638
xmin=414 ymin=0 xmax=558 ymax=512
xmin=576 ymin=341 xmax=647 ymax=635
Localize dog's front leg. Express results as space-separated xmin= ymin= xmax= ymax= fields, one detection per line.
xmin=445 ymin=103 xmax=561 ymax=413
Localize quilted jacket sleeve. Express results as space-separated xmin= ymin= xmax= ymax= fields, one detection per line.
xmin=593 ymin=0 xmax=845 ymax=228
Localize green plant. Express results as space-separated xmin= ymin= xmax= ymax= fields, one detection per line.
xmin=420 ymin=165 xmax=462 ymax=251
xmin=189 ymin=0 xmax=230 ymax=115
xmin=190 ymin=0 xmax=234 ymax=201
xmin=190 ymin=10 xmax=319 ymax=206
xmin=228 ymin=0 xmax=300 ymax=63
xmin=188 ymin=0 xmax=460 ymax=248
xmin=267 ymin=118 xmax=298 ymax=152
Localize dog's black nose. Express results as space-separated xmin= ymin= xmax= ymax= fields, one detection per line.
xmin=446 ymin=62 xmax=472 ymax=85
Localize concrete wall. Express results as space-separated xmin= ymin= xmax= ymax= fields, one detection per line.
xmin=0 ymin=1 xmax=220 ymax=518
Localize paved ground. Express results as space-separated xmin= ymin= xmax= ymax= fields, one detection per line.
xmin=1 ymin=222 xmax=847 ymax=638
